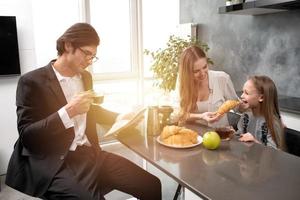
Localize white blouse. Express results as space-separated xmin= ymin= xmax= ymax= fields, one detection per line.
xmin=172 ymin=70 xmax=238 ymax=127
xmin=196 ymin=70 xmax=238 ymax=127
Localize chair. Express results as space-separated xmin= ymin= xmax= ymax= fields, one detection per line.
xmin=227 ymin=112 xmax=241 ymax=131
xmin=285 ymin=128 xmax=300 ymax=157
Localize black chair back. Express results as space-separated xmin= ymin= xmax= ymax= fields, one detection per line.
xmin=227 ymin=112 xmax=241 ymax=131
xmin=285 ymin=127 xmax=300 ymax=157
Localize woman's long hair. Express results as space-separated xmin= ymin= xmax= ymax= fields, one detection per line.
xmin=250 ymin=75 xmax=284 ymax=148
xmin=178 ymin=46 xmax=207 ymax=123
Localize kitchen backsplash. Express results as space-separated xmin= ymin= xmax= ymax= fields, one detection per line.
xmin=180 ymin=0 xmax=300 ymax=97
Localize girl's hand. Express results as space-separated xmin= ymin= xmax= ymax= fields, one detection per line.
xmin=239 ymin=132 xmax=260 ymax=143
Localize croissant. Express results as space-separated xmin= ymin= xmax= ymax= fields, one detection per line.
xmin=217 ymin=100 xmax=240 ymax=115
xmin=163 ymin=134 xmax=196 ymax=146
xmin=161 ymin=125 xmax=198 ymax=147
xmin=160 ymin=125 xmax=182 ymax=139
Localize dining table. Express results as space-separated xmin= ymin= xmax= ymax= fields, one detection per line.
xmin=115 ymin=120 xmax=300 ymax=200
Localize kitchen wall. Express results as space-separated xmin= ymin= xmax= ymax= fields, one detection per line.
xmin=0 ymin=0 xmax=36 ymax=175
xmin=180 ymin=0 xmax=300 ymax=97
xmin=0 ymin=0 xmax=81 ymax=174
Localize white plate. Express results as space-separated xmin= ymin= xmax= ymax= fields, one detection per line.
xmin=156 ymin=135 xmax=202 ymax=149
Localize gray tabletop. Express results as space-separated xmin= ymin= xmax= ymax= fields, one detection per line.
xmin=116 ymin=122 xmax=300 ymax=200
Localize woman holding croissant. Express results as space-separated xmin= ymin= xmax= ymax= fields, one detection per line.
xmin=178 ymin=45 xmax=239 ymax=127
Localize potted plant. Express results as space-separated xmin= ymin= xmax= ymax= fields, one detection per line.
xmin=144 ymin=35 xmax=213 ymax=92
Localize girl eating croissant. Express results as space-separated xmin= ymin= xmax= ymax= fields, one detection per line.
xmin=236 ymin=75 xmax=286 ymax=151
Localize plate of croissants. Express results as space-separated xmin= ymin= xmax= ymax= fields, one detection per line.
xmin=157 ymin=125 xmax=202 ymax=148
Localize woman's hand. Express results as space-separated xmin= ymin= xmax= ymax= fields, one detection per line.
xmin=201 ymin=112 xmax=222 ymax=123
xmin=188 ymin=112 xmax=222 ymax=123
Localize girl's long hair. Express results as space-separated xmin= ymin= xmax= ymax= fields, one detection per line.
xmin=250 ymin=76 xmax=284 ymax=148
xmin=178 ymin=46 xmax=207 ymax=122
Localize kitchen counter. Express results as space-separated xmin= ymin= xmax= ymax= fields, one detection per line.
xmin=278 ymin=95 xmax=300 ymax=115
xmin=117 ymin=123 xmax=300 ymax=200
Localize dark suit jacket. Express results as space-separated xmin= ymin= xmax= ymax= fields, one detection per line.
xmin=5 ymin=61 xmax=118 ymax=197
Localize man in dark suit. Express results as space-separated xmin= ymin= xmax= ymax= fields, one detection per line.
xmin=6 ymin=23 xmax=161 ymax=200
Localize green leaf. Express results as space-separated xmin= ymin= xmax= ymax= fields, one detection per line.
xmin=144 ymin=35 xmax=213 ymax=91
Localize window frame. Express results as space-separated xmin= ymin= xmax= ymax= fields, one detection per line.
xmin=85 ymin=0 xmax=142 ymax=81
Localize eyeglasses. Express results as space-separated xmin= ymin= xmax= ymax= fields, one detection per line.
xmin=78 ymin=47 xmax=99 ymax=63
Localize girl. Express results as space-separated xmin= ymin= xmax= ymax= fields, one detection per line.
xmin=237 ymin=75 xmax=286 ymax=150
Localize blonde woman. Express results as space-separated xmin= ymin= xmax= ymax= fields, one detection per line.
xmin=178 ymin=45 xmax=238 ymax=127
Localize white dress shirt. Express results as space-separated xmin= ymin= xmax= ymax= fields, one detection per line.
xmin=52 ymin=66 xmax=91 ymax=151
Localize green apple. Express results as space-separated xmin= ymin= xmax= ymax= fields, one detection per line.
xmin=202 ymin=131 xmax=221 ymax=150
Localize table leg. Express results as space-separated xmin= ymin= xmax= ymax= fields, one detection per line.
xmin=173 ymin=184 xmax=182 ymax=200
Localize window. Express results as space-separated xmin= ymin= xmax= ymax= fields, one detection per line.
xmin=142 ymin=0 xmax=180 ymax=77
xmin=142 ymin=0 xmax=189 ymax=107
xmin=89 ymin=0 xmax=138 ymax=79
xmin=88 ymin=0 xmax=141 ymax=113
xmin=31 ymin=0 xmax=81 ymax=67
xmin=88 ymin=0 xmax=183 ymax=112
